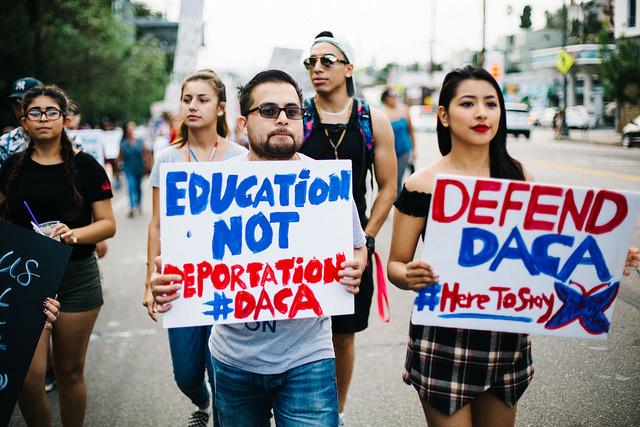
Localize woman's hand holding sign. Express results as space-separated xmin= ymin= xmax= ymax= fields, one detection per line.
xmin=43 ymin=297 xmax=60 ymax=331
xmin=338 ymin=246 xmax=368 ymax=294
xmin=405 ymin=261 xmax=440 ymax=292
xmin=623 ymin=247 xmax=639 ymax=276
xmin=149 ymin=256 xmax=182 ymax=313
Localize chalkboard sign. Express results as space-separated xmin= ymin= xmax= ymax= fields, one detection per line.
xmin=0 ymin=220 xmax=72 ymax=425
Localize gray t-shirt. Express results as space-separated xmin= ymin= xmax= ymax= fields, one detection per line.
xmin=149 ymin=141 xmax=247 ymax=187
xmin=209 ymin=152 xmax=366 ymax=374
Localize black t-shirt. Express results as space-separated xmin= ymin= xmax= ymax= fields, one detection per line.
xmin=300 ymin=101 xmax=370 ymax=225
xmin=0 ymin=151 xmax=113 ymax=260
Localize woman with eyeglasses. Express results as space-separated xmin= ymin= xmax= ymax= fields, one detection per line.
xmin=0 ymin=85 xmax=116 ymax=426
xmin=145 ymin=69 xmax=246 ymax=427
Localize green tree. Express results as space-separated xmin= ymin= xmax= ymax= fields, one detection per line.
xmin=520 ymin=5 xmax=532 ymax=29
xmin=0 ymin=0 xmax=169 ymax=127
xmin=600 ymin=38 xmax=640 ymax=123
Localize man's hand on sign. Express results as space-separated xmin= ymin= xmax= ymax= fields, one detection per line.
xmin=405 ymin=260 xmax=440 ymax=291
xmin=43 ymin=296 xmax=60 ymax=331
xmin=623 ymin=247 xmax=640 ymax=276
xmin=338 ymin=246 xmax=367 ymax=294
xmin=150 ymin=256 xmax=182 ymax=313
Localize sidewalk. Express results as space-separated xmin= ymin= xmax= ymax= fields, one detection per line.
xmin=563 ymin=128 xmax=621 ymax=146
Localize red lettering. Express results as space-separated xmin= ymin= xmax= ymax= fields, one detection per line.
xmin=585 ymin=190 xmax=628 ymax=234
xmin=274 ymin=287 xmax=293 ymax=314
xmin=432 ymin=179 xmax=470 ymax=223
xmin=254 ymin=288 xmax=275 ymax=320
xmin=247 ymin=262 xmax=263 ymax=287
xmin=211 ymin=263 xmax=230 ymax=290
xmin=499 ymin=182 xmax=530 ymax=226
xmin=558 ymin=189 xmax=594 ymax=233
xmin=230 ymin=264 xmax=247 ymax=291
xmin=162 ymin=264 xmax=183 ymax=296
xmin=439 ymin=282 xmax=460 ymax=312
xmin=260 ymin=264 xmax=278 ymax=287
xmin=275 ymin=258 xmax=294 ymax=286
xmin=489 ymin=286 xmax=510 ymax=310
xmin=183 ymin=263 xmax=195 ymax=298
xmin=234 ymin=291 xmax=255 ymax=319
xmin=523 ymin=185 xmax=563 ymax=231
xmin=292 ymin=257 xmax=304 ymax=284
xmin=304 ymin=258 xmax=323 ymax=284
xmin=288 ymin=284 xmax=323 ymax=318
xmin=323 ymin=253 xmax=346 ymax=283
xmin=468 ymin=179 xmax=501 ymax=224
xmin=196 ymin=261 xmax=212 ymax=298
xmin=536 ymin=294 xmax=555 ymax=323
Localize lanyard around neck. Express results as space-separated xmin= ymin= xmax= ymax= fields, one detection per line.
xmin=187 ymin=136 xmax=219 ymax=162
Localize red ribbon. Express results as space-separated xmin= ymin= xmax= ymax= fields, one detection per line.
xmin=373 ymin=250 xmax=390 ymax=322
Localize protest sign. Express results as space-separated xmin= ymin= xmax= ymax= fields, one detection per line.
xmin=160 ymin=160 xmax=355 ymax=328
xmin=0 ymin=221 xmax=72 ymax=425
xmin=415 ymin=174 xmax=640 ymax=339
xmin=69 ymin=129 xmax=106 ymax=166
xmin=102 ymin=128 xmax=123 ymax=160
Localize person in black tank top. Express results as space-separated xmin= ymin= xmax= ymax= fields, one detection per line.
xmin=301 ymin=31 xmax=397 ymax=423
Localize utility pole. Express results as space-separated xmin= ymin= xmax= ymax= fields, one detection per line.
xmin=561 ymin=1 xmax=570 ymax=136
xmin=478 ymin=0 xmax=486 ymax=67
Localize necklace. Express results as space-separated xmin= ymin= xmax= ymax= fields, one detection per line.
xmin=316 ymin=97 xmax=352 ymax=117
xmin=187 ymin=136 xmax=219 ymax=162
xmin=324 ymin=128 xmax=347 ymax=160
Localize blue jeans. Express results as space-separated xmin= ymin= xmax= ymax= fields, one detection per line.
xmin=212 ymin=357 xmax=338 ymax=427
xmin=168 ymin=326 xmax=219 ymax=426
xmin=125 ymin=171 xmax=142 ymax=209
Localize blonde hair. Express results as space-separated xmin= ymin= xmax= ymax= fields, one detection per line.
xmin=173 ymin=69 xmax=228 ymax=147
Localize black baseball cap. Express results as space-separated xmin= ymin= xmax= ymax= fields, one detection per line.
xmin=9 ymin=77 xmax=42 ymax=99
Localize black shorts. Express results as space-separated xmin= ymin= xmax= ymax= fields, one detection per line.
xmin=331 ymin=253 xmax=374 ymax=334
xmin=57 ymin=255 xmax=103 ymax=313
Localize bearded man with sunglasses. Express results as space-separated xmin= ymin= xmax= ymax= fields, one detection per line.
xmin=300 ymin=31 xmax=397 ymax=426
xmin=151 ymin=69 xmax=368 ymax=427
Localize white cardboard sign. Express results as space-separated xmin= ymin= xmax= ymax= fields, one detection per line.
xmin=416 ymin=174 xmax=640 ymax=339
xmin=160 ymin=160 xmax=355 ymax=328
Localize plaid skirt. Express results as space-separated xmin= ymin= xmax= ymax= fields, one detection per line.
xmin=402 ymin=323 xmax=534 ymax=416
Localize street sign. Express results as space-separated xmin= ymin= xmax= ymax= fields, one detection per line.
xmin=556 ymin=50 xmax=574 ymax=75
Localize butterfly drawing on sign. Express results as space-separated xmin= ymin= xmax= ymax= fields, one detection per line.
xmin=545 ymin=280 xmax=619 ymax=334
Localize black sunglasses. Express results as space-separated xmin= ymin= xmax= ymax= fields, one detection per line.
xmin=247 ymin=103 xmax=305 ymax=120
xmin=303 ymin=54 xmax=349 ymax=70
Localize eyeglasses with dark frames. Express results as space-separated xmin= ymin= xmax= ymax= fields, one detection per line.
xmin=25 ymin=108 xmax=63 ymax=121
xmin=247 ymin=103 xmax=305 ymax=120
xmin=303 ymin=54 xmax=349 ymax=70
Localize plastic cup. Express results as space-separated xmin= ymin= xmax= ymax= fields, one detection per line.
xmin=38 ymin=221 xmax=61 ymax=242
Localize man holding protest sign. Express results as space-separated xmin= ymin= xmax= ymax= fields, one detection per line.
xmin=151 ymin=69 xmax=367 ymax=426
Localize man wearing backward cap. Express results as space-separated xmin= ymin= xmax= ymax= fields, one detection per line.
xmin=300 ymin=31 xmax=397 ymax=426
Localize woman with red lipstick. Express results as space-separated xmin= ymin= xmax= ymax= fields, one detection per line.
xmin=145 ymin=69 xmax=246 ymax=427
xmin=387 ymin=66 xmax=640 ymax=426
xmin=0 ymin=85 xmax=115 ymax=426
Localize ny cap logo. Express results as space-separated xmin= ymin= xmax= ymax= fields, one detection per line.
xmin=15 ymin=80 xmax=26 ymax=91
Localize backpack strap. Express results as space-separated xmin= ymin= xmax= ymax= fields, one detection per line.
xmin=355 ymin=98 xmax=375 ymax=161
xmin=302 ymin=97 xmax=315 ymax=144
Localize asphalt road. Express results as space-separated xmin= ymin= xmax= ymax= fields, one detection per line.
xmin=10 ymin=127 xmax=640 ymax=426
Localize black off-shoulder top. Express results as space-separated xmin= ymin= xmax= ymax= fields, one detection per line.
xmin=394 ymin=185 xmax=432 ymax=218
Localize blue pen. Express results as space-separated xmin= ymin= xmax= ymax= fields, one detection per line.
xmin=23 ymin=200 xmax=40 ymax=224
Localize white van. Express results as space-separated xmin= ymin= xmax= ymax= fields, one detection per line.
xmin=505 ymin=103 xmax=531 ymax=139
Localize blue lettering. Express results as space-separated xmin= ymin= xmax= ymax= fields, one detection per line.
xmin=246 ymin=213 xmax=273 ymax=254
xmin=294 ymin=169 xmax=310 ymax=207
xmin=212 ymin=216 xmax=242 ymax=260
xmin=253 ymin=178 xmax=275 ymax=208
xmin=236 ymin=176 xmax=257 ymax=208
xmin=188 ymin=173 xmax=210 ymax=215
xmin=274 ymin=174 xmax=296 ymax=206
xmin=458 ymin=227 xmax=498 ymax=267
xmin=270 ymin=212 xmax=300 ymax=249
xmin=308 ymin=177 xmax=330 ymax=205
xmin=531 ymin=234 xmax=575 ymax=277
xmin=210 ymin=173 xmax=237 ymax=214
xmin=558 ymin=235 xmax=611 ymax=282
xmin=490 ymin=227 xmax=539 ymax=275
xmin=166 ymin=171 xmax=187 ymax=216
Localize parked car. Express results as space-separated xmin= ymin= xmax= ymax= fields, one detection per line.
xmin=621 ymin=114 xmax=640 ymax=148
xmin=505 ymin=103 xmax=531 ymax=139
xmin=409 ymin=105 xmax=437 ymax=132
xmin=565 ymin=106 xmax=597 ymax=129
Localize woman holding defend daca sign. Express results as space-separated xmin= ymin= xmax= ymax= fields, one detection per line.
xmin=387 ymin=65 xmax=640 ymax=427
xmin=145 ymin=69 xmax=246 ymax=427
xmin=0 ymin=85 xmax=115 ymax=426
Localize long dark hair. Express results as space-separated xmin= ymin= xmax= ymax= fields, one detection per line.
xmin=173 ymin=69 xmax=229 ymax=148
xmin=436 ymin=65 xmax=524 ymax=181
xmin=0 ymin=85 xmax=83 ymax=221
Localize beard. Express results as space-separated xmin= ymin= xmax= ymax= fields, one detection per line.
xmin=248 ymin=126 xmax=301 ymax=160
